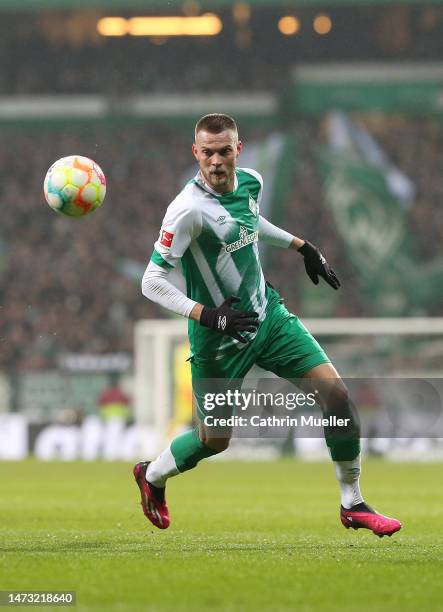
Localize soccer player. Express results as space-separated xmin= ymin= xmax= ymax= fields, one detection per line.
xmin=134 ymin=114 xmax=401 ymax=537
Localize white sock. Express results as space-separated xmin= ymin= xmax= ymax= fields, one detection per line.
xmin=145 ymin=446 xmax=179 ymax=488
xmin=334 ymin=455 xmax=364 ymax=509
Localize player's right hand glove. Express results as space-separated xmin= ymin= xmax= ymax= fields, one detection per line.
xmin=298 ymin=241 xmax=341 ymax=290
xmin=199 ymin=296 xmax=259 ymax=344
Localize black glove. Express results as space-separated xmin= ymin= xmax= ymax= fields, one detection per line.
xmin=200 ymin=296 xmax=259 ymax=344
xmin=298 ymin=241 xmax=341 ymax=290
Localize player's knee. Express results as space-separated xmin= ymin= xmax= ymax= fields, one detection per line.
xmin=328 ymin=379 xmax=350 ymax=406
xmin=199 ymin=429 xmax=231 ymax=453
xmin=329 ymin=381 xmax=355 ymax=415
xmin=206 ymin=437 xmax=230 ymax=453
xmin=325 ymin=380 xmax=361 ymax=438
xmin=199 ymin=422 xmax=231 ymax=452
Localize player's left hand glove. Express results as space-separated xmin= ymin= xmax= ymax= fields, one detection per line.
xmin=298 ymin=241 xmax=341 ymax=290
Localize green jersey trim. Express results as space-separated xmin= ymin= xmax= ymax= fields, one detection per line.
xmin=150 ymin=249 xmax=174 ymax=270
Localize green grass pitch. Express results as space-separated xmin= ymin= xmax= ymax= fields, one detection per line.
xmin=1 ymin=460 xmax=442 ymax=611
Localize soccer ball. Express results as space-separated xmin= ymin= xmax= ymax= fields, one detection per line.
xmin=44 ymin=155 xmax=106 ymax=217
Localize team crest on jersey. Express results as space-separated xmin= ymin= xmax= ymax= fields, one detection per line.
xmin=225 ymin=226 xmax=258 ymax=253
xmin=248 ymin=193 xmax=259 ymax=217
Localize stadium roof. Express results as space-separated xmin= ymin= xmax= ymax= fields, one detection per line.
xmin=3 ymin=0 xmax=443 ymax=9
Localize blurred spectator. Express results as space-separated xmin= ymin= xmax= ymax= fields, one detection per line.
xmin=98 ymin=375 xmax=131 ymax=422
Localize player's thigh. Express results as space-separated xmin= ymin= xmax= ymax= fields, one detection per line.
xmin=257 ymin=312 xmax=330 ymax=380
xmin=259 ymin=321 xmax=348 ymax=409
xmin=304 ymin=362 xmax=340 ymax=379
xmin=257 ymin=312 xmax=356 ymax=430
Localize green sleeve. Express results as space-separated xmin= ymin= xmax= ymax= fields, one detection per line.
xmin=150 ymin=249 xmax=174 ymax=270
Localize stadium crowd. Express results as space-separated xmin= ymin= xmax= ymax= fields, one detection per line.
xmin=1 ymin=118 xmax=442 ymax=371
xmin=361 ymin=114 xmax=443 ymax=260
xmin=2 ymin=40 xmax=285 ymax=95
xmin=0 ymin=124 xmax=186 ymax=371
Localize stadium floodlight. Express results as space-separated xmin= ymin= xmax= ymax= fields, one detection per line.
xmin=97 ymin=14 xmax=223 ymax=37
xmin=313 ymin=14 xmax=332 ymax=35
xmin=278 ymin=15 xmax=301 ymax=36
xmin=97 ymin=17 xmax=127 ymax=37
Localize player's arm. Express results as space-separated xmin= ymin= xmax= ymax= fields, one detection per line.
xmin=142 ymin=204 xmax=258 ymax=343
xmin=142 ymin=261 xmax=197 ymax=318
xmin=142 ymin=202 xmax=201 ymax=318
xmin=258 ymin=215 xmax=340 ymax=290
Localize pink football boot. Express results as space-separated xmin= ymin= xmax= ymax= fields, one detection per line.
xmin=341 ymin=502 xmax=401 ymax=537
xmin=133 ymin=462 xmax=170 ymax=530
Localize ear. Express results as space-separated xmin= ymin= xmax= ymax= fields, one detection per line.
xmin=192 ymin=143 xmax=199 ymax=161
xmin=236 ymin=140 xmax=243 ymax=156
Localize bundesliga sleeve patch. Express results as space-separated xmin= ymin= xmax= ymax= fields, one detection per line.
xmin=159 ymin=229 xmax=174 ymax=248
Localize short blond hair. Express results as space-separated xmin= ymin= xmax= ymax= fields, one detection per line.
xmin=194 ymin=113 xmax=238 ymax=140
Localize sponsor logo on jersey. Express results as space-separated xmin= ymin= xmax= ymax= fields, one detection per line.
xmin=248 ymin=193 xmax=259 ymax=217
xmin=225 ymin=226 xmax=258 ymax=253
xmin=159 ymin=229 xmax=174 ymax=248
xmin=216 ymin=215 xmax=226 ymax=225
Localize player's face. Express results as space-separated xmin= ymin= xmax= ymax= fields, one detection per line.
xmin=192 ymin=129 xmax=242 ymax=194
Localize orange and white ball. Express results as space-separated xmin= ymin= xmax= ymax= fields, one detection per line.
xmin=44 ymin=155 xmax=106 ymax=217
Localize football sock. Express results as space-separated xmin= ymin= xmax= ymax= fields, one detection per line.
xmin=334 ymin=455 xmax=364 ymax=509
xmin=146 ymin=428 xmax=219 ymax=487
xmin=146 ymin=446 xmax=179 ymax=488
